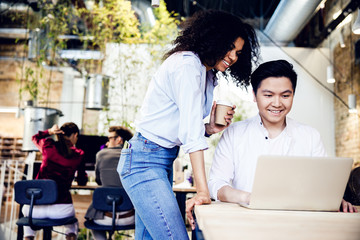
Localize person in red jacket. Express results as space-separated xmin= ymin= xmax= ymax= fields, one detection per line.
xmin=22 ymin=122 xmax=83 ymax=240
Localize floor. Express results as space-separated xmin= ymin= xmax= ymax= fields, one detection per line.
xmin=0 ymin=189 xmax=192 ymax=240
xmin=71 ymin=189 xmax=92 ymax=229
xmin=71 ymin=190 xmax=193 ymax=239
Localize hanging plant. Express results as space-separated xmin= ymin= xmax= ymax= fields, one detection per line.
xmin=14 ymin=0 xmax=181 ymax=133
xmin=143 ymin=0 xmax=181 ymax=46
xmin=17 ymin=0 xmax=81 ymax=107
xmin=78 ymin=0 xmax=141 ymax=51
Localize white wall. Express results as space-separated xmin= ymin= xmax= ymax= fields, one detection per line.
xmin=59 ymin=69 xmax=85 ymax=129
xmin=100 ymin=43 xmax=337 ymax=179
xmin=100 ymin=43 xmax=164 ymax=134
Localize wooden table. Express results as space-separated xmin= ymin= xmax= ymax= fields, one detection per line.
xmin=194 ymin=202 xmax=360 ymax=240
xmin=71 ymin=182 xmax=98 ymax=190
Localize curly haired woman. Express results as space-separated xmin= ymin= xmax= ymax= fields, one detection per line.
xmin=117 ymin=9 xmax=260 ymax=240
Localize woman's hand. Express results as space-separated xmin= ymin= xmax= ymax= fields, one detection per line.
xmin=205 ymin=101 xmax=236 ymax=135
xmin=339 ymin=199 xmax=358 ymax=213
xmin=185 ymin=192 xmax=211 ymax=230
xmin=48 ymin=124 xmax=64 ymax=135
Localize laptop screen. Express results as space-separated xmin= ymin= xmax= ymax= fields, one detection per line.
xmin=247 ymin=155 xmax=353 ymax=211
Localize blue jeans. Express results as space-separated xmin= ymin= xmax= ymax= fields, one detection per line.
xmin=117 ymin=132 xmax=188 ymax=240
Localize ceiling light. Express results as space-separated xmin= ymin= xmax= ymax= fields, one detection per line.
xmin=348 ymin=94 xmax=357 ymax=113
xmin=353 ymin=9 xmax=360 ymax=34
xmin=339 ymin=32 xmax=345 ymax=48
xmin=333 ymin=10 xmax=342 ymax=20
xmin=337 ymin=14 xmax=352 ymax=29
xmin=151 ymin=0 xmax=159 ymax=7
xmin=327 ymin=65 xmax=336 ymax=83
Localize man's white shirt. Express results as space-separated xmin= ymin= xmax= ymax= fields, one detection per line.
xmin=208 ymin=114 xmax=327 ymax=200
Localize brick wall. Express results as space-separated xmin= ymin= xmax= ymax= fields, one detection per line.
xmin=0 ymin=39 xmax=103 ymax=137
xmin=0 ymin=58 xmax=64 ymax=137
xmin=334 ymin=34 xmax=360 ymax=167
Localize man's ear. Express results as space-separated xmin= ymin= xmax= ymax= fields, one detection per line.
xmin=117 ymin=137 xmax=124 ymax=145
xmin=253 ymin=91 xmax=257 ymax=102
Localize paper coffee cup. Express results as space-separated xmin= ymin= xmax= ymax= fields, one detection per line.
xmin=151 ymin=0 xmax=160 ymax=7
xmin=215 ymin=100 xmax=233 ymax=125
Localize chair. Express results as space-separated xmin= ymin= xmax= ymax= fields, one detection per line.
xmin=14 ymin=179 xmax=78 ymax=240
xmin=84 ymin=187 xmax=135 ymax=240
xmin=192 ymin=212 xmax=205 ymax=240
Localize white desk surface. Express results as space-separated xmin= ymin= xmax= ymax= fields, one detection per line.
xmin=195 ymin=201 xmax=360 ymax=240
xmin=71 ymin=182 xmax=197 ymax=193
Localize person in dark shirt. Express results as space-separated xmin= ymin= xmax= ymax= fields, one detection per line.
xmin=85 ymin=126 xmax=134 ymax=240
xmin=22 ymin=122 xmax=83 ymax=240
xmin=343 ymin=167 xmax=360 ymax=207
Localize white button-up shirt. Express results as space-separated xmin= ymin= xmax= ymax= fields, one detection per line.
xmin=208 ymin=114 xmax=327 ymax=200
xmin=136 ymin=51 xmax=218 ymax=154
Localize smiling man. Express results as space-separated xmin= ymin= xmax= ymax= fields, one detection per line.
xmin=208 ymin=59 xmax=357 ymax=212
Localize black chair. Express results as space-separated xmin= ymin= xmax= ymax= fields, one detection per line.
xmin=84 ymin=187 xmax=135 ymax=240
xmin=14 ymin=179 xmax=78 ymax=240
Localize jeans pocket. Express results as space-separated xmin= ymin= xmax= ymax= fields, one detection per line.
xmin=143 ymin=139 xmax=161 ymax=152
xmin=119 ymin=148 xmax=132 ymax=177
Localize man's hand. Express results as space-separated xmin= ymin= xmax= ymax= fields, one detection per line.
xmin=205 ymin=101 xmax=236 ymax=135
xmin=339 ymin=199 xmax=358 ymax=213
xmin=185 ymin=192 xmax=211 ymax=230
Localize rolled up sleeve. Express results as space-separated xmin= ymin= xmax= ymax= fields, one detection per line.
xmin=170 ymin=63 xmax=208 ymax=154
xmin=32 ymin=130 xmax=51 ymax=153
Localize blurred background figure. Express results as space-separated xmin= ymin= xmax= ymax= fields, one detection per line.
xmin=22 ymin=122 xmax=83 ymax=240
xmin=344 ymin=167 xmax=360 ymax=206
xmin=85 ymin=126 xmax=134 ymax=240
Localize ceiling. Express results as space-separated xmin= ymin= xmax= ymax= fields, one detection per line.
xmin=164 ymin=0 xmax=281 ymax=30
xmin=163 ymin=0 xmax=360 ymax=47
xmin=0 ymin=0 xmax=359 ymax=48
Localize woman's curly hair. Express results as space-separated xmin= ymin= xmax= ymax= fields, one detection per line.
xmin=164 ymin=9 xmax=260 ymax=88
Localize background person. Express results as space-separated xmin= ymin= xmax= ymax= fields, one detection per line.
xmin=85 ymin=126 xmax=135 ymax=240
xmin=343 ymin=167 xmax=360 ymax=207
xmin=22 ymin=122 xmax=83 ymax=240
xmin=208 ymin=59 xmax=357 ymax=213
xmin=117 ymin=9 xmax=260 ymax=239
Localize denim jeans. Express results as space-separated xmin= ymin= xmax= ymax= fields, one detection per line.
xmin=117 ymin=132 xmax=189 ymax=240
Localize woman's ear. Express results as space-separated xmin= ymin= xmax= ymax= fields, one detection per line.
xmin=74 ymin=132 xmax=79 ymax=142
xmin=68 ymin=132 xmax=78 ymax=145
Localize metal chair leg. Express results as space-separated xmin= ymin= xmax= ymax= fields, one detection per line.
xmin=108 ymin=230 xmax=114 ymax=240
xmin=43 ymin=227 xmax=52 ymax=240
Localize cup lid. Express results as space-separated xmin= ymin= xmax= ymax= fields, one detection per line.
xmin=216 ymin=100 xmax=233 ymax=107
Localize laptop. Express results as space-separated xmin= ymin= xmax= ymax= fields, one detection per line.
xmin=239 ymin=155 xmax=353 ymax=211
